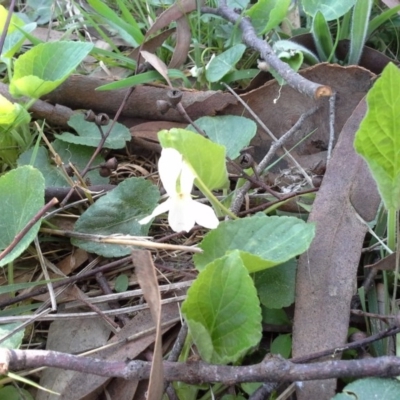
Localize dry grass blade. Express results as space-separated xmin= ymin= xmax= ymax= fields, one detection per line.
xmin=132 ymin=250 xmax=164 ymax=400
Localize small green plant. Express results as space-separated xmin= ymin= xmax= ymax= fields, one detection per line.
xmin=68 ymin=124 xmax=315 ymax=378
xmin=0 ymin=35 xmax=93 ymax=168
xmin=303 ymin=0 xmax=400 ymax=65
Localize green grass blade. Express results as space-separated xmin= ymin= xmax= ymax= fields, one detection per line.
xmin=312 ymin=11 xmax=334 ymax=62
xmin=87 ymin=0 xmax=143 ymax=46
xmin=116 ymin=0 xmax=144 ymax=42
xmin=348 ymin=0 xmax=373 ymax=65
xmin=367 ymin=5 xmax=400 ymax=39
xmin=96 ymin=69 xmax=190 ymax=91
xmin=7 ymin=372 xmax=60 ymax=396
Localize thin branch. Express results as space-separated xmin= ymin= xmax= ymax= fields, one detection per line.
xmin=222 ymin=83 xmax=314 ymax=187
xmin=39 ymin=228 xmax=202 ymax=253
xmin=0 ymin=197 xmax=59 ymax=263
xmin=3 ymin=349 xmax=400 ymax=384
xmin=0 ymin=256 xmax=133 ymax=309
xmin=327 ymin=92 xmax=337 ymax=161
xmin=202 ymin=5 xmax=331 ymax=99
xmin=230 ymin=106 xmax=319 ymax=214
xmin=290 ymin=325 xmax=400 ymax=364
xmin=59 ymin=88 xmax=136 ymax=206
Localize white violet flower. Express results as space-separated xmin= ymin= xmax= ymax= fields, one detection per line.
xmin=139 ymin=148 xmax=219 ymax=232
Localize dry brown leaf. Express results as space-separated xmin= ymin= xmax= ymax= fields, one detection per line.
xmin=130 ymin=121 xmax=187 ymax=142
xmin=133 ymin=250 xmax=164 ymax=400
xmin=221 ymin=64 xmax=375 ymax=172
xmin=292 ymin=98 xmax=381 ymax=400
xmin=138 ymin=0 xmax=203 ymax=69
xmin=169 ymin=15 xmax=191 ymax=69
xmin=365 ymin=253 xmax=396 ymax=271
xmin=56 ymin=248 xmax=88 ymax=276
xmin=141 ymin=50 xmax=172 ymax=88
xmin=131 ymin=28 xmax=176 ymax=62
xmin=37 ymin=302 xmax=112 ymax=400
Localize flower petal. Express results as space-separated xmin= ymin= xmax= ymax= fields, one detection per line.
xmin=158 ymin=148 xmax=183 ymax=196
xmin=192 ymin=201 xmax=219 ymax=229
xmin=180 ymin=161 xmax=196 ymax=195
xmin=138 ymin=199 xmax=171 ymax=225
xmin=168 ymin=195 xmax=195 ymax=232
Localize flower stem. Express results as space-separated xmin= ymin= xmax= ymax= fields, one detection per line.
xmin=195 ymin=177 xmax=238 ymax=220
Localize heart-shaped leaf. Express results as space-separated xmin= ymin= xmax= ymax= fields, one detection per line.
xmin=158 ymin=128 xmax=229 ymax=190
xmin=182 ymin=251 xmax=262 ymax=364
xmin=72 ymin=177 xmax=160 ymax=257
xmin=10 ymin=41 xmax=93 ymax=98
xmin=55 ymin=114 xmax=131 ymax=149
xmin=194 ymin=214 xmax=315 ymax=273
xmin=0 ymin=166 xmax=44 ymax=266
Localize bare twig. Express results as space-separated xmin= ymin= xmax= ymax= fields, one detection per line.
xmin=96 ymin=272 xmax=130 ymax=325
xmin=39 ymin=228 xmax=202 ymax=253
xmin=222 ymin=83 xmax=314 ymax=187
xmin=0 ymin=256 xmax=133 ymax=309
xmin=202 ymin=3 xmax=331 ymax=99
xmin=249 ymin=382 xmax=280 ymax=400
xmin=60 ymin=87 xmax=136 ymax=206
xmin=0 ymin=197 xmax=59 ymax=263
xmin=327 ymin=92 xmax=337 ymax=161
xmin=290 ymin=325 xmax=400 ymax=364
xmin=230 ymin=107 xmax=319 ymax=214
xmin=3 ymin=349 xmax=400 ymax=384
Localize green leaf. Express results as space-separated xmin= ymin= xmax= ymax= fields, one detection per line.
xmin=254 ymin=259 xmax=296 ymax=308
xmin=348 ymin=0 xmax=373 ymax=65
xmin=354 ymin=62 xmax=400 ymax=210
xmin=0 ymin=322 xmax=24 ymax=349
xmin=0 ymin=94 xmax=30 ymax=126
xmin=55 ymin=114 xmax=131 ymax=149
xmin=87 ymin=0 xmax=144 ymax=47
xmin=273 ymin=40 xmax=319 ymax=65
xmin=227 ymin=0 xmax=250 ymax=8
xmin=270 ymin=333 xmax=292 ymax=358
xmin=187 ymin=116 xmax=257 ymax=159
xmin=115 ymin=274 xmax=129 ymax=292
xmin=96 ymin=69 xmax=190 ymax=91
xmin=25 ymin=0 xmax=55 ymax=25
xmin=262 ymin=307 xmax=291 ymax=325
xmin=0 ymin=386 xmax=33 ymax=400
xmin=206 ymin=44 xmax=246 ymax=83
xmin=0 ymin=166 xmax=44 ymax=267
xmin=182 ymin=251 xmax=262 ymax=364
xmin=269 ymin=47 xmax=304 ymax=85
xmin=332 ymin=378 xmax=400 ymax=400
xmin=367 ymin=5 xmax=400 ymax=39
xmin=0 ymin=11 xmax=36 ymax=59
xmin=72 ymin=177 xmax=160 ymax=257
xmin=10 ymin=41 xmax=93 ymax=98
xmin=0 ymin=6 xmax=35 ymax=58
xmin=241 ymin=383 xmax=263 ymax=396
xmin=312 ymin=11 xmax=335 ymax=62
xmin=302 ymin=0 xmax=356 ymax=21
xmin=245 ymin=0 xmax=291 ymax=35
xmin=18 ymin=139 xmax=109 ymax=187
xmin=194 ymin=215 xmax=315 ymax=273
xmin=158 ymin=129 xmax=229 ymax=190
